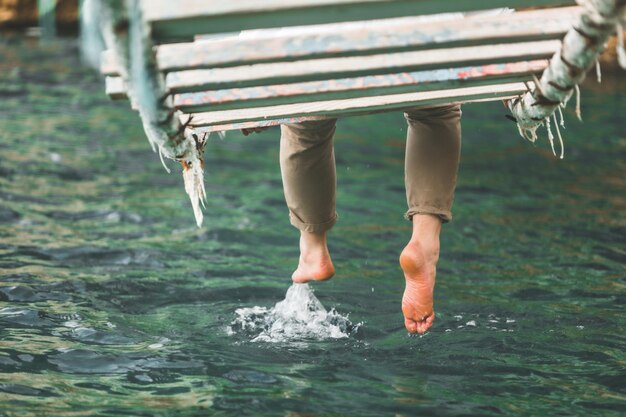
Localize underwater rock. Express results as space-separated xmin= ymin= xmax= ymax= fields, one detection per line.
xmin=223 ymin=369 xmax=277 ymax=384
xmin=0 ymin=206 xmax=20 ymax=223
xmin=0 ymin=383 xmax=58 ymax=397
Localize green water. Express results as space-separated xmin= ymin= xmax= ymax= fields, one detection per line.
xmin=0 ymin=36 xmax=625 ymax=417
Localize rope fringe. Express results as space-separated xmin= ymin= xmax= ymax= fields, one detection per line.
xmin=545 ymin=116 xmax=557 ymax=157
xmin=617 ymin=23 xmax=626 ymax=69
xmin=516 ymin=122 xmax=525 ymax=139
xmin=575 ymin=84 xmax=583 ymax=122
xmin=558 ymin=105 xmax=566 ymax=128
xmin=521 ymin=124 xmax=540 ymax=143
xmin=182 ymin=154 xmax=207 ymax=228
xmin=158 ymin=146 xmax=171 ymax=173
xmin=552 ymin=112 xmax=565 ymax=159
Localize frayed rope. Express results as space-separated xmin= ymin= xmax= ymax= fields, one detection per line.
xmin=552 ymin=112 xmax=565 ymax=159
xmin=617 ymin=23 xmax=626 ymax=69
xmin=158 ymin=146 xmax=171 ymax=173
xmin=574 ymin=84 xmax=583 ymax=122
xmin=545 ymin=116 xmax=557 ymax=157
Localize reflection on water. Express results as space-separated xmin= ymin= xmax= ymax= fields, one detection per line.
xmin=1 ymin=35 xmax=625 ymax=416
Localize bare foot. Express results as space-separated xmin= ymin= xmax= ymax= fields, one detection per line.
xmin=399 ymin=215 xmax=441 ymax=334
xmin=292 ymin=231 xmax=335 ymax=284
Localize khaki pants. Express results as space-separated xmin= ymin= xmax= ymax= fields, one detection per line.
xmin=279 ymin=105 xmax=462 ymax=233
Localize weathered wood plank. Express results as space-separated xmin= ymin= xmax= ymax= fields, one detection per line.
xmin=166 ymin=40 xmax=560 ymax=92
xmin=105 ymin=76 xmax=126 ymax=99
xmin=107 ymin=59 xmax=545 ymax=105
xmin=190 ymin=95 xmax=513 ymax=132
xmin=193 ymin=93 xmax=525 ymax=132
xmin=174 ymin=60 xmax=547 ymax=112
xmin=141 ymin=0 xmax=575 ymax=41
xmin=185 ymin=82 xmax=528 ymax=127
xmin=157 ymin=7 xmax=579 ymax=71
xmin=100 ymin=49 xmax=118 ymax=76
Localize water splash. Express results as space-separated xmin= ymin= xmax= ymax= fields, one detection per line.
xmin=228 ymin=284 xmax=359 ymax=343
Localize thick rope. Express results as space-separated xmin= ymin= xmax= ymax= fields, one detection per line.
xmin=509 ymin=0 xmax=626 ymax=153
xmin=99 ymin=0 xmax=212 ymax=227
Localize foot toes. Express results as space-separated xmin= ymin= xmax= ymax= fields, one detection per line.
xmin=404 ymin=312 xmax=435 ymax=334
xmin=416 ymin=313 xmax=435 ymax=334
xmin=404 ymin=318 xmax=418 ymax=333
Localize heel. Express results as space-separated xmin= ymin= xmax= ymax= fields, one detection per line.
xmin=399 ymin=242 xmax=426 ymax=275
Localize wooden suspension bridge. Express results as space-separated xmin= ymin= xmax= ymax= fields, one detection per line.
xmin=75 ymin=0 xmax=625 ymax=226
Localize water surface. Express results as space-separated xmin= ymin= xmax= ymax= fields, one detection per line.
xmin=0 ymin=35 xmax=625 ymax=416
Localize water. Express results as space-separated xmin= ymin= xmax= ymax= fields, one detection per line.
xmin=1 ymin=35 xmax=625 ymax=416
xmin=228 ymin=284 xmax=359 ymax=344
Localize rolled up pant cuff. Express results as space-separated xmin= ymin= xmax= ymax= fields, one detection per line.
xmin=289 ymin=212 xmax=338 ymax=233
xmin=405 ymin=206 xmax=452 ymax=223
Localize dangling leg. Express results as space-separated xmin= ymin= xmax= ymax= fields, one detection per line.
xmin=400 ymin=105 xmax=462 ymax=333
xmin=279 ymin=119 xmax=338 ymax=283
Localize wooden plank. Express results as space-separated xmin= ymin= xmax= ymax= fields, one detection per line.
xmin=157 ymin=7 xmax=580 ymax=71
xmin=191 ymin=95 xmax=514 ymax=132
xmin=165 ymin=40 xmax=560 ymax=92
xmin=105 ymin=76 xmax=127 ymax=99
xmin=141 ymin=0 xmax=575 ymax=41
xmin=173 ymin=60 xmax=547 ymax=112
xmin=185 ymin=82 xmax=528 ymax=127
xmin=100 ymin=49 xmax=119 ymax=76
xmin=110 ymin=59 xmax=545 ymax=105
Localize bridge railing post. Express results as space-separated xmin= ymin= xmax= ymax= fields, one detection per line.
xmin=37 ymin=0 xmax=56 ymax=42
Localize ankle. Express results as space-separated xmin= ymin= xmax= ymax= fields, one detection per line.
xmin=293 ymin=231 xmax=334 ymax=283
xmin=409 ymin=215 xmax=441 ymax=264
xmin=407 ymin=238 xmax=439 ymax=264
xmin=300 ymin=230 xmax=327 ymax=249
xmin=299 ymin=231 xmax=330 ymax=260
